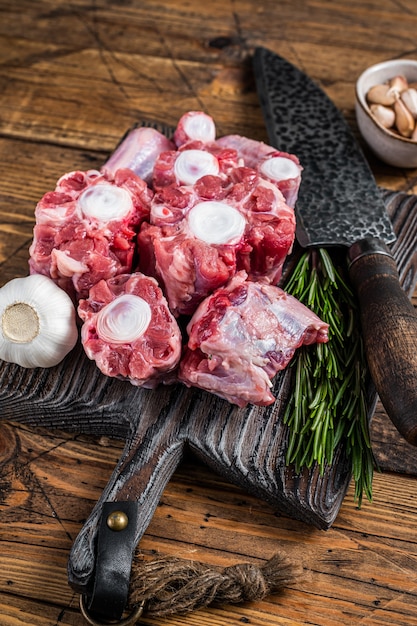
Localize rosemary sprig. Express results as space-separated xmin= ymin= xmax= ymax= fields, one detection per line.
xmin=283 ymin=248 xmax=375 ymax=506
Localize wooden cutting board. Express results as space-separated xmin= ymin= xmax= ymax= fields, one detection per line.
xmin=0 ymin=178 xmax=416 ymax=598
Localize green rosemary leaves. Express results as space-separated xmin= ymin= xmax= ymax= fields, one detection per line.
xmin=283 ymin=248 xmax=375 ymax=505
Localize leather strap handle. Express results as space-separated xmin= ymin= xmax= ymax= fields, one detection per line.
xmin=86 ymin=501 xmax=140 ymax=622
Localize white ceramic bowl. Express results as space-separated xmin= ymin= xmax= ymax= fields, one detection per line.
xmin=355 ymin=59 xmax=417 ymax=168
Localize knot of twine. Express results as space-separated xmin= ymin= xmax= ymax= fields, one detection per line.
xmin=128 ymin=552 xmax=302 ymax=617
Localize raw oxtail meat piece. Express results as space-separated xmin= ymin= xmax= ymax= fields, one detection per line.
xmin=78 ymin=272 xmax=182 ymax=387
xmin=137 ymin=202 xmax=241 ymax=317
xmin=216 ymin=135 xmax=302 ymax=209
xmin=102 ymin=126 xmax=175 ymax=185
xmin=138 ymin=146 xmax=296 ymax=316
xmin=29 ymin=168 xmax=152 ymax=300
xmin=178 ymin=271 xmax=329 ymax=407
xmin=173 ymin=111 xmax=217 ymax=147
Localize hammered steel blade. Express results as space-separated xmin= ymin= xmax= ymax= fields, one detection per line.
xmin=253 ymin=47 xmax=417 ymax=447
xmin=253 ymin=47 xmax=396 ymax=247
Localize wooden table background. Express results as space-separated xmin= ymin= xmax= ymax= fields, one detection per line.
xmin=1 ymin=1 xmax=417 ymax=625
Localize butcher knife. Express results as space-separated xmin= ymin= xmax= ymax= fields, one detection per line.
xmin=253 ymin=46 xmax=417 ymax=446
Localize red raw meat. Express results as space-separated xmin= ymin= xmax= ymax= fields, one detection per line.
xmin=178 ymin=271 xmax=329 ymax=407
xmin=138 ymin=144 xmax=296 ymax=315
xmin=29 ymin=168 xmax=152 ymax=299
xmin=26 ymin=111 xmax=321 ymax=411
xmin=216 ymin=135 xmax=302 ymax=208
xmin=78 ymin=272 xmax=182 ymax=387
xmin=138 ymin=218 xmax=239 ymax=317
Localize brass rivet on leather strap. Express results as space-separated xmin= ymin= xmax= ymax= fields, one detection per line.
xmin=106 ymin=510 xmax=129 ymax=532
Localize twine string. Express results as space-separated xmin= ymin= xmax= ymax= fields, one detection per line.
xmin=128 ymin=552 xmax=302 ymax=617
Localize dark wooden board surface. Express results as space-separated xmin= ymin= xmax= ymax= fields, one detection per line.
xmin=1 ymin=1 xmax=417 ymax=624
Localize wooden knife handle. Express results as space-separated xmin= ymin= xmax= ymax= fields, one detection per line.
xmin=348 ymin=239 xmax=417 ymax=446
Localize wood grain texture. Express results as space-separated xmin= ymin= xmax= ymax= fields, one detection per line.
xmin=349 ymin=251 xmax=417 ymax=445
xmin=1 ymin=0 xmax=417 ymax=624
xmin=1 ymin=423 xmax=417 ymax=626
xmin=1 ymin=185 xmax=416 ymax=572
xmin=0 ymin=163 xmax=415 ymax=620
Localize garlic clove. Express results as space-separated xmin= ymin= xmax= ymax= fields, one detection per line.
xmin=367 ymin=83 xmax=397 ymax=106
xmin=0 ymin=274 xmax=78 ymax=368
xmin=394 ymin=98 xmax=416 ymax=137
xmin=388 ymin=74 xmax=409 ymax=97
xmin=401 ymin=88 xmax=417 ymax=119
xmin=369 ymin=103 xmax=396 ymax=129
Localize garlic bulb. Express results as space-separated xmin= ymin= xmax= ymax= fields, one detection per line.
xmin=0 ymin=274 xmax=78 ymax=368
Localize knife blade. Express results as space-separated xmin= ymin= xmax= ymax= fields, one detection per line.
xmin=253 ymin=46 xmax=417 ymax=446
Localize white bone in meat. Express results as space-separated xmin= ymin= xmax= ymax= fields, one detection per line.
xmin=138 ymin=142 xmax=296 ymax=316
xmin=78 ymin=272 xmax=181 ymax=387
xmin=29 ymin=168 xmax=152 ymax=300
xmin=102 ymin=126 xmax=174 ymax=184
xmin=216 ymin=134 xmax=302 ymax=208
